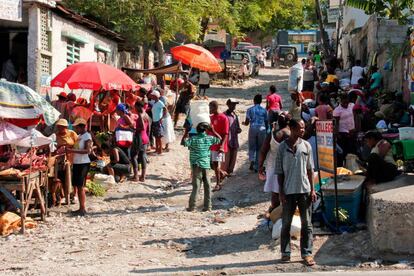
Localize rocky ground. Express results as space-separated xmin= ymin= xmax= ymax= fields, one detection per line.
xmin=1 ymin=66 xmax=414 ymax=275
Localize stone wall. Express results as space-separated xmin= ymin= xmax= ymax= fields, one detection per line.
xmin=368 ymin=185 xmax=414 ymax=254
xmin=345 ymin=15 xmax=409 ymax=94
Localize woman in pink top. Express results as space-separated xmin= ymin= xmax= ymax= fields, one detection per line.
xmin=266 ymin=85 xmax=283 ymax=126
xmin=315 ymin=94 xmax=333 ymax=120
xmin=131 ymin=101 xmax=150 ymax=182
xmin=333 ymin=94 xmax=356 ymax=166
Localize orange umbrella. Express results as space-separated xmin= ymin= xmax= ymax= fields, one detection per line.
xmin=171 ymin=44 xmax=222 ymax=73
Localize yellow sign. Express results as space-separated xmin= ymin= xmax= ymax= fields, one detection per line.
xmin=316 ymin=120 xmax=335 ymax=173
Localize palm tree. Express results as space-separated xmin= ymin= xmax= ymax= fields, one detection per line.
xmin=346 ymin=0 xmax=414 ymax=23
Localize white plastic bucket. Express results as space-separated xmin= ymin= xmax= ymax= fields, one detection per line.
xmin=399 ymin=127 xmax=414 ymax=140
xmin=190 ymin=100 xmax=210 ymax=128
xmin=288 ymin=63 xmax=304 ymax=93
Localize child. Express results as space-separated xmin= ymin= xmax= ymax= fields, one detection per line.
xmin=184 ymin=122 xmax=221 ymax=212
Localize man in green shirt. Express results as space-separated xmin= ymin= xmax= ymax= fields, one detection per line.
xmin=184 ymin=122 xmax=221 ymax=211
xmin=313 ymin=51 xmax=322 ymax=70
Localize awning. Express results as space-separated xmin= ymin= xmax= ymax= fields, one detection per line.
xmin=95 ymin=44 xmax=111 ymax=53
xmin=122 ymin=62 xmax=188 ymax=75
xmin=62 ymin=31 xmax=89 ymax=44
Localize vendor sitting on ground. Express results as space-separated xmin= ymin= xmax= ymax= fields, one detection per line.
xmin=364 ymin=131 xmax=398 ymax=184
xmin=101 ymin=143 xmax=131 ymax=183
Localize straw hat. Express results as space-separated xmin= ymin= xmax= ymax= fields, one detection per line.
xmin=72 ymin=118 xmax=87 ymax=126
xmin=56 ymin=118 xmax=68 ymax=127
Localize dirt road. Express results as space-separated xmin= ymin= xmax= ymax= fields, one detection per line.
xmin=1 ymin=67 xmax=412 ymax=275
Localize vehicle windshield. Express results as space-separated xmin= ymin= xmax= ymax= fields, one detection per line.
xmin=231 ymin=52 xmax=249 ymax=61
xmin=279 ymin=47 xmax=295 ymax=55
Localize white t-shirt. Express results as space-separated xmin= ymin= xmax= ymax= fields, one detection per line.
xmin=351 ymin=66 xmax=364 ymax=85
xmin=199 ymin=72 xmax=210 ymax=85
xmin=333 ymin=103 xmax=355 ymax=133
xmin=73 ymin=132 xmax=92 ymax=164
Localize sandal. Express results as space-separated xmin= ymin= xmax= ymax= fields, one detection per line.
xmin=281 ymin=256 xmax=290 ymax=262
xmin=303 ymin=256 xmax=316 ymax=266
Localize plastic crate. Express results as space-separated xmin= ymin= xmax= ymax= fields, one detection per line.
xmin=392 ymin=140 xmax=414 ymax=160
xmin=323 ymin=185 xmax=362 ymax=225
xmin=302 ymin=91 xmax=315 ymax=100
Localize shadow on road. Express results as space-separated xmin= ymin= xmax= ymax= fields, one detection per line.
xmin=129 ymin=259 xmax=279 ymax=274
xmin=142 ymin=228 xmax=274 ymax=259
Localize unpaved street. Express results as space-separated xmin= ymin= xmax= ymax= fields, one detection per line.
xmin=0 ymin=67 xmax=412 ymax=275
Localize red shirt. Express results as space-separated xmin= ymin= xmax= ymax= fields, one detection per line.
xmin=208 ymin=113 xmax=229 ymax=152
xmin=266 ymin=93 xmax=282 ymax=111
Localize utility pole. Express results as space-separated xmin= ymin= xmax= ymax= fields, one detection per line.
xmin=335 ymin=0 xmax=343 ymax=58
xmin=315 ymin=0 xmax=332 ymax=58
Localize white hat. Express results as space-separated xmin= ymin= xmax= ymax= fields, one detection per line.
xmin=226 ymin=98 xmax=239 ymax=105
xmin=151 ymin=91 xmax=161 ymax=98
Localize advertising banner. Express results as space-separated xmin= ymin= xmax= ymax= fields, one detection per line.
xmin=316 ymin=120 xmax=335 ymax=173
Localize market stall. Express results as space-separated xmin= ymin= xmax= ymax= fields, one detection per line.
xmin=51 ymin=62 xmax=139 ymax=132
xmin=0 ymin=122 xmax=54 ymax=234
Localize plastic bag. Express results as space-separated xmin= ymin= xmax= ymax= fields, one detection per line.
xmin=115 ymin=129 xmax=133 ymax=147
xmin=272 ymin=216 xmax=302 ymax=240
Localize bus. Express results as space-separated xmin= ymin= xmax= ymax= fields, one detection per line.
xmin=275 ymin=30 xmax=319 ymax=55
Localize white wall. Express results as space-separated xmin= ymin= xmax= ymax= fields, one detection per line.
xmin=50 ymin=13 xmax=118 ymax=79
xmin=343 ymin=7 xmax=369 ymax=30
xmin=27 ymin=4 xmax=40 ymax=90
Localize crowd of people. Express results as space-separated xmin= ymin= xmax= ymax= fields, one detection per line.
xmin=38 ymin=53 xmax=407 ymax=266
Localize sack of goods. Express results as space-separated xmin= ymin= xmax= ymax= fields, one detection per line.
xmin=190 ymin=100 xmax=211 ymax=127
xmin=288 ymin=63 xmax=304 ymax=93
xmin=272 ymin=216 xmax=301 ymax=240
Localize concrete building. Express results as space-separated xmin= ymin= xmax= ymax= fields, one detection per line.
xmin=339 ymin=6 xmax=370 ymax=68
xmin=0 ymin=0 xmax=123 ymax=95
xmin=341 ymin=15 xmax=410 ymax=101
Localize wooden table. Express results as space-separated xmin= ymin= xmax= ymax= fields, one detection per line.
xmin=0 ymin=170 xmax=48 ymax=234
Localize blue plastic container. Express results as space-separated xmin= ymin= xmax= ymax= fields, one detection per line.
xmin=322 ymin=176 xmax=364 ymax=225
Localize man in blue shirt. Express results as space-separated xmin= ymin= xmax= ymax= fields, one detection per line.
xmin=244 ymin=94 xmax=268 ymax=171
xmin=151 ymin=90 xmax=166 ymax=154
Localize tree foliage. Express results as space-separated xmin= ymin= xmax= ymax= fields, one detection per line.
xmin=65 ymin=0 xmax=319 ymax=64
xmin=345 ymin=0 xmax=414 ymax=23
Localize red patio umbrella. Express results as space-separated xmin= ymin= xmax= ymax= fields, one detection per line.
xmin=171 ymin=44 xmax=222 ymax=73
xmin=51 ymin=62 xmax=138 ymax=91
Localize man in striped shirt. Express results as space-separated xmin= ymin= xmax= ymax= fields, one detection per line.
xmin=184 ymin=122 xmax=221 ymax=211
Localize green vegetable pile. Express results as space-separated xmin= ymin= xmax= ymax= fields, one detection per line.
xmin=86 ymin=181 xmax=106 ymax=197
xmin=334 ymin=207 xmax=349 ymax=223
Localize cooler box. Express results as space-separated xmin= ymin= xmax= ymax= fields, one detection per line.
xmin=392 ymin=140 xmax=414 ymax=160
xmin=322 ymin=175 xmax=364 ymax=225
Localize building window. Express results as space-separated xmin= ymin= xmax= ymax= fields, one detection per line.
xmin=67 ymin=39 xmax=80 ymax=66
xmin=41 ymin=55 xmax=51 ymax=74
xmin=40 ymin=8 xmax=51 ymax=52
xmin=96 ymin=50 xmax=107 ymax=64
